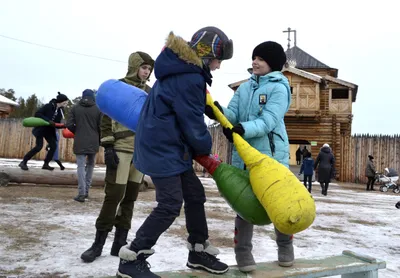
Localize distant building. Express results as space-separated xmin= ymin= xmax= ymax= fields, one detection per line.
xmin=0 ymin=95 xmax=18 ymax=118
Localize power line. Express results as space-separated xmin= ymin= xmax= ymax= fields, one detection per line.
xmin=0 ymin=34 xmax=126 ymax=63
xmin=0 ymin=34 xmax=251 ymax=75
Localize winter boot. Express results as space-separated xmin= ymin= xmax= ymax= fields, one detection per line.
xmin=74 ymin=195 xmax=85 ymax=203
xmin=275 ymin=227 xmax=294 ymax=267
xmin=42 ymin=162 xmax=54 ymax=171
xmin=81 ymin=230 xmax=109 ymax=262
xmin=111 ymin=228 xmax=129 ymax=256
xmin=324 ymin=183 xmax=329 ymax=196
xmin=19 ymin=160 xmax=28 ymax=171
xmin=187 ymin=242 xmax=229 ymax=274
xmin=117 ymin=246 xmax=160 ymax=278
xmin=55 ymin=160 xmax=65 ymax=170
xmin=234 ymin=216 xmax=256 ymax=272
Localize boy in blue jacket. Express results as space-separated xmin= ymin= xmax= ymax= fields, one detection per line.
xmin=206 ymin=41 xmax=293 ymax=272
xmin=117 ymin=27 xmax=233 ymax=278
xmin=299 ymin=152 xmax=314 ymax=193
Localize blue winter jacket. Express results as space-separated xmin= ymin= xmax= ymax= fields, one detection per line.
xmin=223 ymin=71 xmax=291 ymax=169
xmin=300 ymin=157 xmax=315 ymax=176
xmin=133 ymin=32 xmax=212 ymax=177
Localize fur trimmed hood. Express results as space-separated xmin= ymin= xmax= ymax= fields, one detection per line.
xmin=165 ymin=32 xmax=202 ymax=68
xmin=153 ymin=32 xmax=212 ymax=85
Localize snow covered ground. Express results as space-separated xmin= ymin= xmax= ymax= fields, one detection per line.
xmin=0 ymin=158 xmax=399 ymax=277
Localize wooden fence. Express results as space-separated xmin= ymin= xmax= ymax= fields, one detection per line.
xmin=0 ymin=118 xmax=105 ymax=164
xmin=0 ymin=119 xmax=231 ymax=170
xmin=2 ymin=119 xmax=398 ymax=184
xmin=341 ymin=134 xmax=400 ymax=184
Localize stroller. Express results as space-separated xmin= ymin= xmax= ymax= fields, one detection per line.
xmin=376 ymin=167 xmax=400 ymax=194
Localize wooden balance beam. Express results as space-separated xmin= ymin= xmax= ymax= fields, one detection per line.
xmin=153 ymin=250 xmax=386 ymax=278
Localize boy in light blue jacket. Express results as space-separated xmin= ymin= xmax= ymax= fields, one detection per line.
xmin=206 ymin=41 xmax=293 ymax=272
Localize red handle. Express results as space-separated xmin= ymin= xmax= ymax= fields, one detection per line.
xmin=194 ymin=154 xmax=221 ymax=175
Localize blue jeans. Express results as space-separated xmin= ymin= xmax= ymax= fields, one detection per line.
xmin=130 ymin=168 xmax=208 ymax=251
xmin=76 ymin=154 xmax=96 ymax=196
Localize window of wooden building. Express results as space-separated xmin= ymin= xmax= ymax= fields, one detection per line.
xmin=332 ymin=89 xmax=349 ymax=99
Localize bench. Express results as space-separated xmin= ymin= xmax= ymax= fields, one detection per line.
xmin=155 ymin=250 xmax=386 ymax=278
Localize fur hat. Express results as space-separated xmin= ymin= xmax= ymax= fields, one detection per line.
xmin=252 ymin=41 xmax=286 ymax=72
xmin=56 ymin=92 xmax=69 ymax=103
xmin=189 ymin=26 xmax=233 ymax=61
xmin=82 ymin=89 xmax=95 ymax=98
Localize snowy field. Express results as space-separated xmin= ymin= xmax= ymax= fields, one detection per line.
xmin=0 ymin=158 xmax=399 ymax=278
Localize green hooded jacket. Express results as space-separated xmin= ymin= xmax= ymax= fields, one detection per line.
xmin=100 ymin=51 xmax=154 ymax=153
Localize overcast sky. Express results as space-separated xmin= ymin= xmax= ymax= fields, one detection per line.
xmin=1 ymin=0 xmax=399 ymax=134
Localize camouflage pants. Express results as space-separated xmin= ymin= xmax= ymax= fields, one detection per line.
xmin=95 ymin=152 xmax=144 ymax=231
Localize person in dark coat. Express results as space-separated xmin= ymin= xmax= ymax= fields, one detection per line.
xmin=299 ymin=152 xmax=314 ymax=193
xmin=117 ymin=27 xmax=233 ymax=278
xmin=365 ymin=155 xmax=376 ymax=191
xmin=295 ymin=147 xmax=302 ymax=165
xmin=314 ymin=143 xmax=335 ymax=196
xmin=66 ymin=89 xmax=102 ymax=202
xmin=302 ymin=146 xmax=310 ymax=159
xmin=19 ymin=92 xmax=69 ymax=171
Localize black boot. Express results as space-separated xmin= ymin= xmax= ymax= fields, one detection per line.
xmin=187 ymin=243 xmax=229 ymax=274
xmin=111 ymin=228 xmax=129 ymax=256
xmin=117 ymin=246 xmax=160 ymax=278
xmin=55 ymin=160 xmax=65 ymax=170
xmin=19 ymin=160 xmax=28 ymax=171
xmin=81 ymin=230 xmax=109 ymax=262
xmin=42 ymin=162 xmax=54 ymax=171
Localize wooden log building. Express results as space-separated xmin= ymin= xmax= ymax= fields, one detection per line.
xmin=227 ymin=45 xmax=358 ymax=181
xmin=0 ymin=95 xmax=18 ymax=118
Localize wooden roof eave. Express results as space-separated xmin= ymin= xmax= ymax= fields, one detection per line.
xmin=323 ymin=75 xmax=358 ymax=102
xmin=282 ymin=66 xmax=322 ymax=83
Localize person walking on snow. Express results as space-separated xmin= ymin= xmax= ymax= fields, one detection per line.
xmin=314 ymin=143 xmax=335 ymax=196
xmin=299 ymin=152 xmax=314 ymax=193
xmin=365 ymin=155 xmax=376 ymax=191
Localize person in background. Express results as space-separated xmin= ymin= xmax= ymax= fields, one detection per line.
xmin=117 ymin=27 xmax=233 ymax=278
xmin=66 ymin=89 xmax=102 ymax=203
xmin=19 ymin=92 xmax=69 ymax=171
xmin=365 ymin=155 xmax=376 ymax=191
xmin=302 ymin=146 xmax=309 ymax=159
xmin=314 ymin=143 xmax=335 ymax=196
xmin=299 ymin=152 xmax=314 ymax=193
xmin=295 ymin=146 xmax=302 ymax=165
xmin=80 ymin=52 xmax=154 ymax=263
xmin=210 ymin=41 xmax=294 ymax=272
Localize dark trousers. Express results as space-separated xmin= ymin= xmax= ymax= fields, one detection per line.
xmin=24 ymin=134 xmax=57 ymax=164
xmin=296 ymin=160 xmax=301 ymax=165
xmin=320 ymin=182 xmax=329 ymax=196
xmin=366 ymin=177 xmax=375 ymax=190
xmin=130 ymin=168 xmax=208 ymax=252
xmin=303 ymin=175 xmax=312 ymax=193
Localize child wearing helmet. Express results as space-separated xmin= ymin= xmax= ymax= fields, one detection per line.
xmin=206 ymin=41 xmax=293 ymax=272
xmin=117 ymin=27 xmax=233 ymax=278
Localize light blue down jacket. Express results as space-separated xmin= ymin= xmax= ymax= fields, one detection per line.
xmin=223 ymin=71 xmax=291 ymax=169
